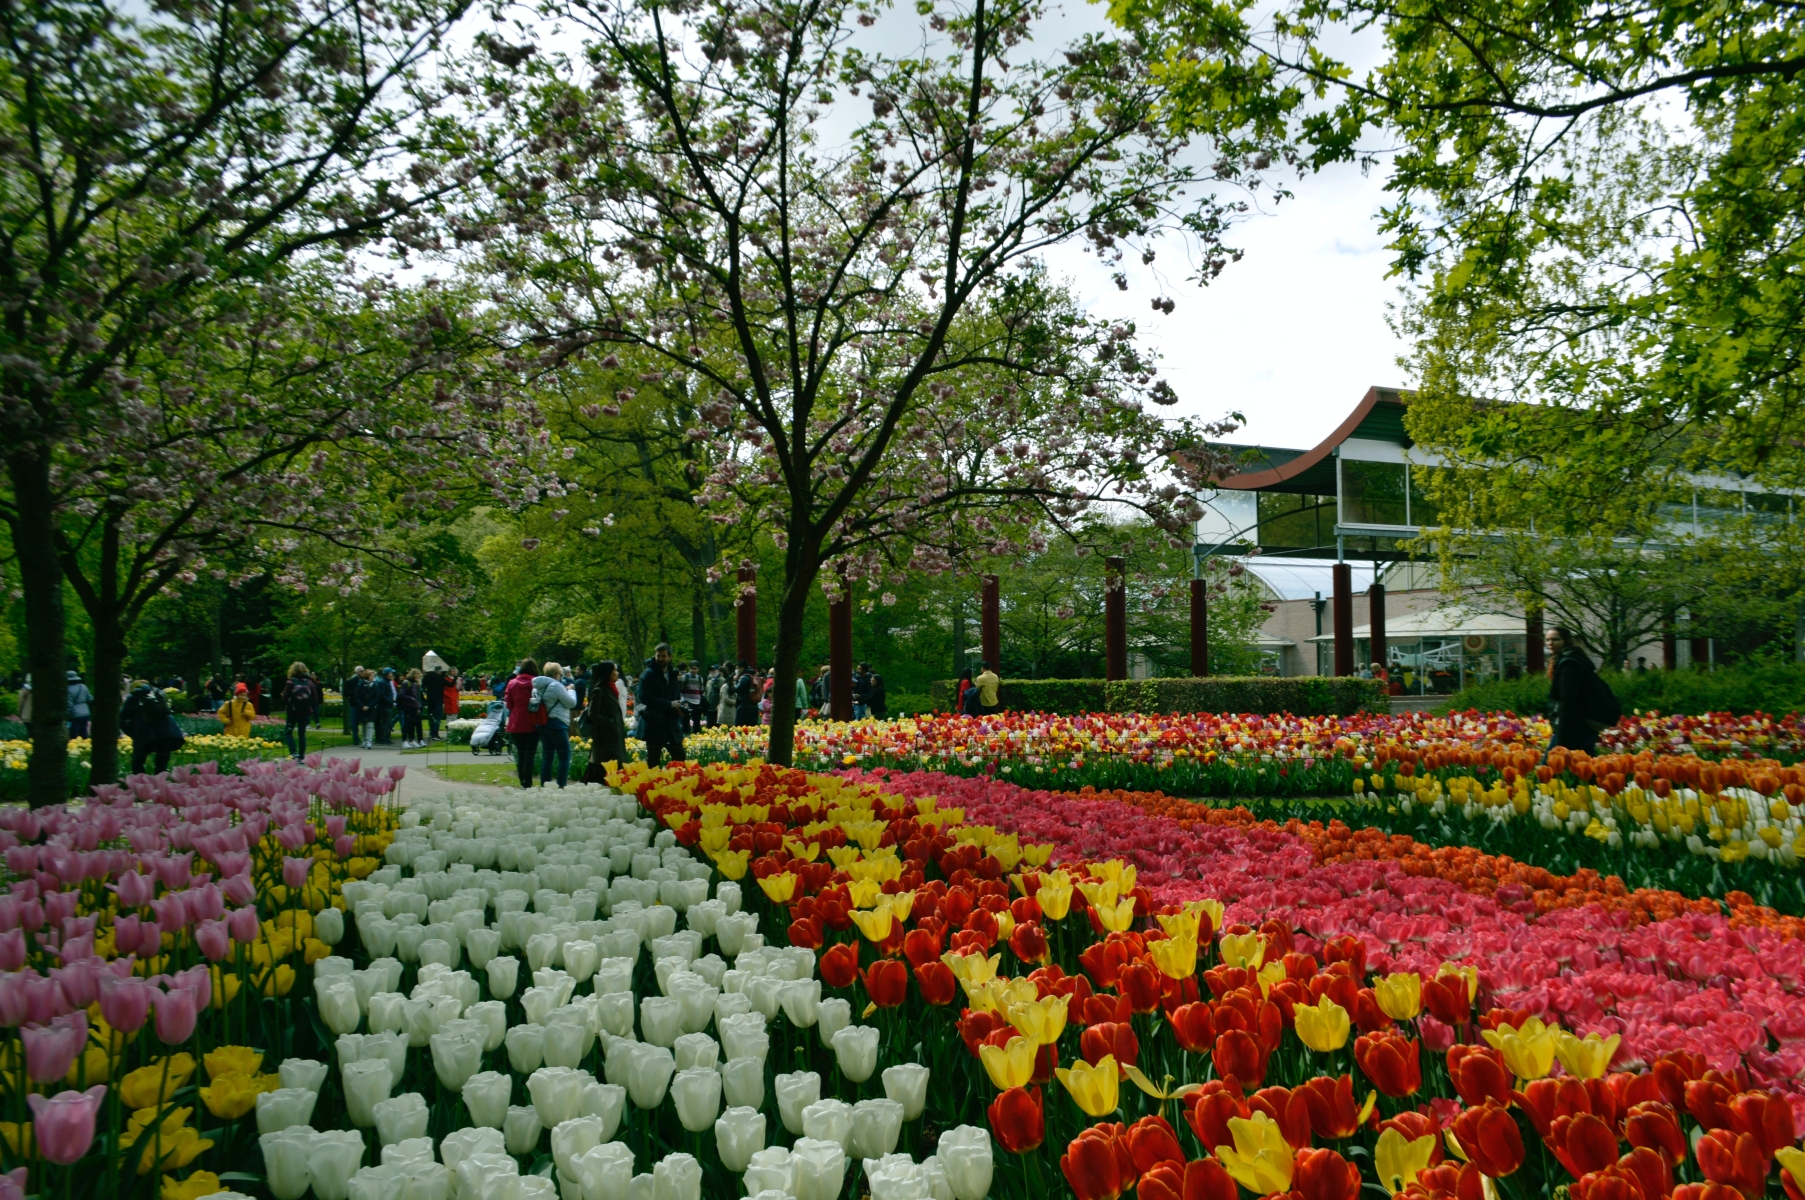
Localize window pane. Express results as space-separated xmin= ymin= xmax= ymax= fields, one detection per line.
xmin=1696 ymin=488 xmax=1743 ymax=525
xmin=1258 ymin=493 xmax=1337 ymax=550
xmin=1748 ymin=492 xmax=1792 ymax=524
xmin=1341 ymin=460 xmax=1408 ymax=526
xmin=1408 ymin=466 xmax=1440 ymax=527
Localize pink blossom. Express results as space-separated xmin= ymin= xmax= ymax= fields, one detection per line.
xmin=153 ymin=984 xmax=198 ymax=1045
xmin=98 ymin=975 xmax=152 ymax=1034
xmin=225 ymin=905 xmax=260 ymax=944
xmin=26 ymin=1086 xmax=107 ymax=1164
xmin=194 ymin=919 xmax=230 ymax=962
xmin=21 ymin=1012 xmax=87 ymax=1082
xmin=282 ymin=857 xmax=310 ymax=889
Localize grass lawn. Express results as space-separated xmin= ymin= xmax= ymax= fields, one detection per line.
xmin=428 ymin=762 xmax=522 ymax=786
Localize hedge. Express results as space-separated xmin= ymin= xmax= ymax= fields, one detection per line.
xmin=1439 ymin=659 xmax=1805 ymax=717
xmin=926 ymin=675 xmax=1386 ymax=716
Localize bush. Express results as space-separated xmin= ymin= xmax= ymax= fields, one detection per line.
xmin=925 ymin=675 xmax=1386 ymax=716
xmin=0 ymin=692 xmax=15 ymax=719
xmin=925 ymin=678 xmax=1107 ymax=714
xmin=1105 ymin=676 xmax=1388 ymax=716
xmin=1439 ymin=659 xmax=1805 ymax=717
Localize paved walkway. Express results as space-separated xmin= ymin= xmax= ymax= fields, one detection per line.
xmin=314 ymin=740 xmax=509 ymax=806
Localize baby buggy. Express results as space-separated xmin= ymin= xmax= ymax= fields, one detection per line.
xmin=469 ymin=701 xmax=508 ymax=755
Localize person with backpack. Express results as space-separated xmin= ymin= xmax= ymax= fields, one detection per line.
xmin=65 ymin=671 xmax=94 ymax=739
xmin=422 ymin=653 xmax=452 ymax=743
xmin=533 ymin=662 xmax=577 ymax=787
xmin=580 ymin=662 xmax=627 ymax=782
xmin=503 ymin=659 xmax=547 ymax=788
xmin=217 ymin=682 xmax=257 ymax=737
xmin=1547 ymin=626 xmax=1619 ymax=754
xmin=283 ymin=662 xmax=316 ymax=761
xmin=122 ymin=679 xmax=185 ymax=774
xmin=953 ymin=670 xmax=974 ymax=714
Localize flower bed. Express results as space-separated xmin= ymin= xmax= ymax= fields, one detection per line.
xmin=0 ymin=737 xmax=289 ymax=803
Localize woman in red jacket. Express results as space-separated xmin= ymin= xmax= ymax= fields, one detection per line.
xmin=502 ymin=660 xmax=545 ymax=788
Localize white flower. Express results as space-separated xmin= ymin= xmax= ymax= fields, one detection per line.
xmin=341 ymin=1059 xmax=393 ymax=1128
xmin=467 ymin=1000 xmax=508 ymax=1051
xmin=674 ymin=1032 xmax=719 ymax=1071
xmin=791 ymin=1136 xmax=848 ymax=1200
xmin=431 ymin=1027 xmax=485 ymax=1091
xmin=505 ymin=1104 xmax=544 ymax=1156
xmin=255 ymin=1088 xmax=318 ymax=1135
xmin=715 ymin=1106 xmax=766 ymax=1173
xmin=850 ymin=1098 xmax=904 ymax=1160
xmin=309 ymin=1130 xmax=367 ymax=1200
xmin=719 ymin=1012 xmax=769 ymax=1063
xmin=743 ymin=1147 xmax=794 ymax=1197
xmin=506 ymin=1023 xmax=546 ymax=1074
xmin=372 ymin=1092 xmax=429 ymax=1147
xmin=936 ymin=1126 xmax=994 ymax=1200
xmin=278 ymin=1059 xmax=329 ymax=1094
xmin=640 ymin=995 xmax=683 ymax=1047
xmin=775 ymin=1069 xmax=822 ymax=1134
xmin=258 ymin=1127 xmax=315 ymax=1200
xmin=622 ymin=1042 xmax=676 ymax=1110
xmin=671 ymin=1067 xmax=722 ymax=1132
xmin=568 ymin=1142 xmax=634 ymax=1200
xmin=832 ymin=1024 xmax=880 ymax=1083
xmin=653 ymin=1152 xmax=701 ymax=1200
xmin=802 ymin=1098 xmax=853 ymax=1152
xmin=488 ymin=954 xmax=520 ymax=999
xmin=882 ymin=1064 xmax=930 ymax=1121
xmin=528 ymin=1066 xmax=590 ymax=1128
xmin=580 ymin=1081 xmax=626 ymax=1142
xmin=462 ymin=1071 xmax=512 ymax=1129
xmin=721 ymin=1056 xmax=765 ymax=1110
xmin=817 ymin=998 xmax=851 ymax=1047
xmin=551 ymin=1115 xmax=604 ymax=1176
xmin=315 ymin=907 xmax=346 ymax=946
xmin=865 ymin=1154 xmax=930 ymax=1200
xmin=780 ymin=979 xmax=822 ymax=1028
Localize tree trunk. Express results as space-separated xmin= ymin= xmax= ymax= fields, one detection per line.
xmin=8 ymin=450 xmax=69 ymax=807
xmin=691 ymin=575 xmax=708 ymax=665
xmin=764 ymin=553 xmax=820 ymax=768
xmin=88 ymin=609 xmax=129 ymax=787
xmin=210 ymin=594 xmax=226 ymax=686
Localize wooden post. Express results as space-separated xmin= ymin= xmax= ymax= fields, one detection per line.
xmin=1690 ymin=636 xmax=1710 ymax=672
xmin=1368 ymin=580 xmax=1386 ymax=676
xmin=1662 ymin=611 xmax=1677 ymax=671
xmin=829 ymin=581 xmax=853 ymax=720
xmin=735 ymin=567 xmax=757 ymax=667
xmin=981 ymin=574 xmax=1000 ymax=673
xmin=1526 ymin=606 xmax=1545 ymax=675
xmin=1190 ymin=578 xmax=1208 ymax=677
xmin=1105 ymin=556 xmax=1128 ymax=682
xmin=1332 ymin=562 xmax=1353 ymax=677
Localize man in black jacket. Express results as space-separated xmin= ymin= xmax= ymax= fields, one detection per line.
xmin=639 ymin=643 xmax=687 ymax=766
xmin=1547 ymin=626 xmax=1609 ymax=753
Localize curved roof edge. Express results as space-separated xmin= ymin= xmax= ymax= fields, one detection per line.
xmin=1216 ymin=386 xmax=1409 ymax=491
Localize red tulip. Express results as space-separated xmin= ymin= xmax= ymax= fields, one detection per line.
xmin=959 ymin=1009 xmax=1008 ymax=1058
xmin=1298 ymin=1074 xmax=1365 ymax=1141
xmin=1080 ymin=939 xmax=1132 ymax=990
xmin=1548 ymin=1112 xmax=1621 ymax=1180
xmin=1212 ymin=1028 xmax=1267 ymax=1091
xmin=1136 ymin=1159 xmax=1238 ymax=1200
xmin=862 ymin=958 xmax=908 ymax=1008
xmin=1623 ymin=1101 xmax=1686 ymax=1165
xmin=913 ymin=960 xmax=958 ymax=1006
xmin=1515 ymin=1076 xmax=1597 ymax=1140
xmin=1320 ymin=934 xmax=1366 ymax=978
xmin=1170 ymin=1002 xmax=1214 ymax=1053
xmin=1062 ymin=1123 xmax=1135 ymax=1200
xmin=1725 ymin=1089 xmax=1795 ymax=1157
xmin=1421 ymin=974 xmax=1471 ymax=1026
xmin=1449 ymin=1101 xmax=1525 ymax=1178
xmin=1249 ymin=1085 xmax=1313 ymax=1151
xmin=1117 ymin=961 xmax=1161 ymax=1014
xmin=1606 ymin=1146 xmax=1674 ymax=1200
xmin=1606 ymin=1071 xmax=1663 ymax=1115
xmin=1448 ymin=1045 xmax=1511 ymax=1108
xmin=902 ymin=926 xmax=942 ymax=968
xmin=1079 ymin=991 xmax=1133 ymax=1027
xmin=1377 ymin=1111 xmax=1444 ymax=1166
xmin=788 ymin=916 xmax=825 ymax=949
xmin=1696 ymin=1128 xmax=1767 ymax=1200
xmin=1181 ymin=1079 xmax=1248 ymax=1153
xmin=1687 ymin=1079 xmax=1737 ymax=1132
xmin=820 ymin=941 xmax=860 ymax=989
xmin=1294 ymin=1146 xmax=1361 ymax=1200
xmin=1653 ymin=1051 xmax=1709 ymax=1108
xmin=1009 ymin=921 xmax=1049 ymax=965
xmin=1354 ymin=1029 xmax=1420 ymax=1097
xmin=1671 ymin=1185 xmax=1751 ymax=1200
xmin=1127 ymin=1114 xmax=1186 ymax=1175
xmin=988 ymin=1086 xmax=1045 ymax=1154
xmin=1350 ymin=987 xmax=1392 ymax=1034
xmin=1081 ymin=1021 xmax=1139 ymax=1071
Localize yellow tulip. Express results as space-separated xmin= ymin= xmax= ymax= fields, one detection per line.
xmin=1375 ymin=973 xmax=1422 ymax=1021
xmin=1034 ymin=883 xmax=1073 ymax=921
xmin=1188 ymin=898 xmax=1225 ymax=934
xmin=203 ymin=1046 xmax=263 ymax=1081
xmin=119 ymin=1054 xmax=197 ymax=1110
xmin=1157 ymin=910 xmax=1200 ymax=942
xmin=1147 ymin=934 xmax=1197 ymax=981
xmin=255 ymin=963 xmax=296 ymax=997
xmin=1215 ymin=1112 xmax=1295 ymax=1196
xmin=1777 ymin=1147 xmax=1805 ymax=1195
xmin=978 ymin=1035 xmax=1035 ymax=1090
xmin=1552 ymin=1031 xmax=1621 ymax=1080
xmin=1437 ymin=963 xmax=1479 ymax=1001
xmin=698 ymin=826 xmax=732 ymax=854
xmin=199 ymin=1072 xmax=278 ymax=1120
xmin=1375 ymin=1127 xmax=1437 ymax=1193
xmin=1056 ymin=1054 xmax=1120 ymax=1117
xmin=848 ymin=906 xmax=894 ymax=943
xmin=1006 ymin=994 xmax=1069 ymax=1047
xmin=1075 ymin=880 xmax=1119 ymax=910
xmin=711 ymin=848 xmax=750 ymax=880
xmin=758 ymin=872 xmax=798 ymax=904
xmin=1094 ymin=897 xmax=1137 ymax=933
xmin=846 ymin=878 xmax=882 ymax=909
xmin=163 ymin=1171 xmax=225 ymax=1200
xmin=941 ymin=951 xmax=999 ymax=987
xmin=1293 ymin=997 xmax=1351 ymax=1053
xmin=1219 ymin=931 xmax=1265 ymax=971
xmin=887 ymin=891 xmax=915 ymax=922
xmin=1481 ymin=1017 xmax=1558 ymax=1081
xmin=1255 ymin=960 xmax=1287 ymax=998
xmin=966 ymin=977 xmax=1037 ymax=1013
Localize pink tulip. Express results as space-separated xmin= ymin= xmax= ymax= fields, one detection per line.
xmin=48 ymin=960 xmax=98 ymax=1009
xmin=23 ymin=974 xmax=67 ymax=1025
xmin=0 ymin=929 xmax=23 ymax=972
xmin=225 ymin=905 xmax=260 ymax=944
xmin=4 ymin=848 xmax=35 ymax=876
xmin=0 ymin=1165 xmax=27 ymax=1200
xmin=150 ymin=892 xmax=189 ymax=932
xmin=187 ymin=883 xmax=223 ymax=922
xmin=304 ymin=752 xmax=323 ymax=768
xmin=42 ymin=891 xmax=75 ymax=925
xmin=282 ymin=857 xmax=310 ymax=889
xmin=335 ymin=835 xmax=356 ymax=859
xmin=112 ymin=870 xmax=156 ymax=908
xmin=194 ymin=919 xmax=230 ymax=963
xmin=172 ymin=965 xmax=211 ymax=1011
xmin=153 ymin=984 xmax=198 ymax=1045
xmin=26 ymin=1086 xmax=107 ymax=1164
xmin=221 ymin=873 xmax=255 ymax=907
xmin=21 ymin=1012 xmax=87 ymax=1082
xmin=98 ymin=975 xmax=151 ymax=1034
xmin=0 ymin=975 xmax=28 ymax=1027
xmin=276 ymin=825 xmax=307 ymax=852
xmin=387 ymin=765 xmax=406 ymax=781
xmin=325 ymin=815 xmax=347 ymax=837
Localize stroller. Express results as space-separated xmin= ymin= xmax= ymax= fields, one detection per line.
xmin=469 ymin=700 xmax=508 ymax=756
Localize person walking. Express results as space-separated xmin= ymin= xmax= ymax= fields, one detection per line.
xmin=794 ymin=671 xmax=810 ymax=719
xmin=716 ymin=663 xmax=735 ymax=727
xmin=122 ymin=679 xmax=184 ymax=775
xmin=343 ymin=667 xmax=362 ymax=738
xmin=580 ymin=662 xmax=628 ymax=782
xmin=732 ymin=661 xmax=759 ymax=727
xmin=217 ymin=682 xmax=257 ymax=737
xmin=851 ymin=664 xmax=871 ymax=720
xmin=398 ymin=668 xmax=424 ymax=748
xmin=1547 ymin=626 xmax=1618 ymax=754
xmin=637 ymin=645 xmax=687 ymax=766
xmin=680 ymin=662 xmax=704 ymax=734
xmin=442 ymin=669 xmax=461 ymax=735
xmin=66 ymin=671 xmax=94 ymax=739
xmin=372 ymin=668 xmax=397 ymax=745
xmin=422 ymin=654 xmax=451 ymax=744
xmin=868 ymin=670 xmax=888 ymax=719
xmin=535 ymin=662 xmax=577 ymax=787
xmin=503 ymin=659 xmax=547 ymax=788
xmin=282 ymin=662 xmax=316 ymax=761
xmin=354 ymin=667 xmax=382 ymax=749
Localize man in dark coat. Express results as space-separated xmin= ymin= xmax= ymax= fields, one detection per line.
xmin=639 ymin=643 xmax=687 ymax=766
xmin=1548 ymin=625 xmax=1610 ymax=753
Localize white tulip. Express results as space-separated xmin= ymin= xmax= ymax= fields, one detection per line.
xmin=594 ymin=992 xmax=635 ymax=1038
xmin=315 ymin=907 xmax=346 ymax=945
xmin=569 ymin=1142 xmax=634 ymax=1200
xmin=403 ymin=995 xmax=462 ymax=1047
xmin=670 ymin=1067 xmax=722 ymax=1133
xmin=456 ymin=1152 xmax=520 ymax=1200
xmin=506 ymin=1023 xmax=546 ymax=1074
xmin=714 ymin=1106 xmax=766 ymax=1173
xmin=672 ymin=980 xmax=718 ymax=1035
xmin=420 ymin=938 xmax=460 ymax=970
xmin=653 ymin=1152 xmax=702 ymax=1200
xmin=521 ymin=985 xmax=561 ymax=1027
xmin=716 ymin=881 xmax=741 ymax=915
xmin=432 ymin=1027 xmax=486 ymax=1091
xmin=309 ymin=1129 xmax=367 ymax=1200
xmin=526 ymin=932 xmax=561 ymax=973
xmin=715 ymin=911 xmax=756 ymax=956
xmin=382 ymin=1137 xmax=435 ymax=1169
xmin=849 ymin=1099 xmax=905 ymax=1161
xmin=791 ymin=1136 xmax=849 ymax=1200
xmin=864 ymin=1155 xmax=930 ymax=1200
xmin=255 ymin=1088 xmax=318 ymax=1135
xmin=920 ymin=1155 xmax=953 ymax=1200
xmin=817 ymin=998 xmax=851 ymax=1047
xmin=408 ymin=1161 xmax=453 ymax=1200
xmin=258 ymin=1127 xmax=314 ymax=1200
xmin=317 ymin=978 xmax=363 ymax=1036
xmin=593 ymin=959 xmax=634 ymax=996
xmin=780 ymin=979 xmax=822 ymax=1028
xmin=673 ymin=1032 xmax=719 ymax=1072
xmin=467 ymin=1000 xmax=508 ymax=1051
xmin=528 ymin=1066 xmax=590 ymax=1128
xmin=278 ymin=1058 xmax=329 ymax=1094
xmin=542 ymin=1010 xmax=589 ymax=1069
xmin=342 ymin=1059 xmax=394 ymax=1128
xmin=832 ymin=1024 xmax=880 ymax=1083
xmin=802 ymin=1098 xmax=853 ymax=1152
xmin=347 ymin=1164 xmax=405 ymax=1200
xmin=713 ymin=992 xmax=752 ymax=1024
xmin=742 ymin=1147 xmax=793 ymax=1197
xmin=718 ymin=1012 xmax=769 ymax=1064
xmin=579 ymin=1081 xmax=626 ymax=1142
xmin=505 ymin=1104 xmax=544 ymax=1156
xmin=373 ymin=1092 xmax=430 ymax=1147
xmin=685 ymin=900 xmax=723 ymax=938
xmin=368 ymin=991 xmax=406 ymax=1036
xmin=440 ymin=1126 xmax=508 ymax=1175
xmin=488 ymin=954 xmax=520 ymax=999
xmin=883 ymin=1064 xmax=930 ymax=1122
xmin=746 ymin=976 xmax=784 ymax=1020
xmin=775 ymin=1070 xmax=822 ymax=1136
xmin=936 ymin=1126 xmax=994 ymax=1200
xmin=466 ymin=927 xmax=502 ymax=970
xmin=462 ymin=1070 xmax=512 ymax=1129
xmin=550 ymin=1115 xmax=603 ymax=1176
xmin=623 ymin=1042 xmax=676 ymax=1110
xmin=721 ymin=1057 xmax=765 ymax=1110
xmin=639 ymin=995 xmax=682 ymax=1047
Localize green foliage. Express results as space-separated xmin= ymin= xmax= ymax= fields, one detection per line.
xmin=1106 ymin=676 xmax=1386 ymax=716
xmin=1441 ymin=661 xmax=1805 ymax=718
xmin=925 ymin=678 xmax=1108 ymax=714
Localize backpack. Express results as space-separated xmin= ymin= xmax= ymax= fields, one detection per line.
xmin=961 ymin=682 xmax=982 ymax=715
xmin=1587 ymin=671 xmax=1622 ymax=730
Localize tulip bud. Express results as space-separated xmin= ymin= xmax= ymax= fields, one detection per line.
xmin=551 ymin=1115 xmax=604 ymax=1177
xmin=466 ymin=927 xmax=502 ymax=970
xmin=720 ymin=1012 xmax=770 ymax=1063
xmin=431 ymin=1028 xmax=486 ymax=1091
xmin=507 ymin=1023 xmax=546 ymax=1075
xmin=832 ymin=1024 xmax=880 ymax=1083
xmin=279 ymin=1059 xmax=329 ymax=1094
xmin=488 ymin=955 xmax=520 ymax=999
xmin=716 ymin=1106 xmax=767 ymax=1173
xmin=260 ymin=1127 xmax=317 ymax=1200
xmin=722 ymin=1056 xmax=766 ymax=1110
xmin=315 ymin=907 xmax=346 ymax=945
xmin=462 ymin=1071 xmax=513 ymax=1129
xmin=369 ymin=992 xmax=406 ymax=1036
xmin=580 ymin=1081 xmax=626 ymax=1142
xmin=529 ymin=1066 xmax=591 ymax=1128
xmin=850 ymin=1098 xmax=905 ymax=1161
xmin=674 ymin=1032 xmax=720 ymax=1072
xmin=803 ymin=1098 xmax=854 ymax=1152
xmin=653 ymin=1152 xmax=702 ymax=1200
xmin=467 ymin=1000 xmax=508 ymax=1052
xmin=641 ymin=995 xmax=683 ymax=1047
xmin=373 ymin=1092 xmax=430 ymax=1147
xmin=505 ymin=1104 xmax=544 ymax=1156
xmin=776 ymin=1070 xmax=823 ymax=1135
xmin=318 ymin=979 xmax=363 ymax=1036
xmin=570 ymin=1142 xmax=633 ymax=1200
xmin=672 ymin=1067 xmax=723 ymax=1133
xmin=255 ymin=1087 xmax=319 ymax=1135
xmin=882 ymin=1064 xmax=930 ymax=1122
xmin=311 ymin=1129 xmax=368 ymax=1200
xmin=543 ymin=1011 xmax=589 ymax=1069
xmin=342 ymin=1058 xmax=394 ymax=1128
xmin=622 ymin=1042 xmax=677 ymax=1110
xmin=864 ymin=1154 xmax=930 ymax=1200
xmin=781 ymin=979 xmax=823 ymax=1028
xmin=818 ymin=998 xmax=851 ymax=1047
xmin=937 ymin=1126 xmax=994 ymax=1200
xmin=791 ymin=1137 xmax=848 ymax=1200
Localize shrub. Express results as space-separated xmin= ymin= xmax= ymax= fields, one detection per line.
xmin=1440 ymin=659 xmax=1805 ymax=717
xmin=1105 ymin=676 xmax=1388 ymax=716
xmin=925 ymin=678 xmax=1107 ymax=714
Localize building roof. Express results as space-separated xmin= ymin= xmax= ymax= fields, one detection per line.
xmin=1305 ymin=603 xmax=1527 ymax=642
xmin=1216 ymin=386 xmax=1413 ymax=495
xmin=1243 ymin=558 xmax=1378 ymax=602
